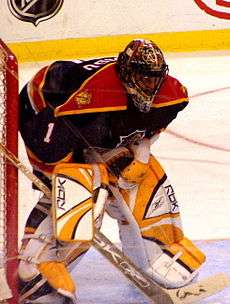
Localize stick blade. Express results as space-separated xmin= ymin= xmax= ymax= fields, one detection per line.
xmin=168 ymin=272 xmax=230 ymax=304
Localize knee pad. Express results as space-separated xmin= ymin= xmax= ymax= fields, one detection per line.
xmin=120 ymin=138 xmax=151 ymax=184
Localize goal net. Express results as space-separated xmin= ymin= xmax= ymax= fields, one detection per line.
xmin=0 ymin=39 xmax=18 ymax=303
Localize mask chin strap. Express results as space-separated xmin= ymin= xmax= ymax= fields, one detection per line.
xmin=128 ymin=66 xmax=169 ymax=113
xmin=124 ymin=83 xmax=156 ymax=113
xmin=125 ymin=85 xmax=153 ymax=112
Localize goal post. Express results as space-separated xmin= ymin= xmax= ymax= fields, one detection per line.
xmin=0 ymin=39 xmax=18 ymax=303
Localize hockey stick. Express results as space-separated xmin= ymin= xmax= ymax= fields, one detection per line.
xmin=0 ymin=141 xmax=229 ymax=304
xmin=94 ymin=231 xmax=230 ymax=304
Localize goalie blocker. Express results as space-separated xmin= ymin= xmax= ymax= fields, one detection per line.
xmin=52 ymin=163 xmax=109 ymax=242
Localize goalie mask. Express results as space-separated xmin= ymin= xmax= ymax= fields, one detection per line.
xmin=117 ymin=39 xmax=168 ymax=112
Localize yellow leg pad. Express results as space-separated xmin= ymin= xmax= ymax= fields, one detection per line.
xmin=149 ymin=155 xmax=165 ymax=180
xmin=37 ymin=261 xmax=76 ymax=293
xmin=166 ymin=237 xmax=206 ymax=271
xmin=180 ymin=237 xmax=206 ymax=264
xmin=142 ymin=224 xmax=184 ymax=245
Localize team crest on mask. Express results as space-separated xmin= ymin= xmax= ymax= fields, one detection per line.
xmin=75 ymin=91 xmax=91 ymax=107
xmin=7 ymin=0 xmax=64 ymax=26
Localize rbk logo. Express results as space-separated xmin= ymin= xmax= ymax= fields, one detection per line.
xmin=194 ymin=0 xmax=230 ymax=19
xmin=7 ymin=0 xmax=64 ymax=26
xmin=56 ymin=177 xmax=66 ymax=211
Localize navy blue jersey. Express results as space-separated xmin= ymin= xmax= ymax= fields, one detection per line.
xmin=19 ymin=58 xmax=188 ymax=176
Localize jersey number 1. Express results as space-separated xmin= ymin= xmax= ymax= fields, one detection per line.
xmin=44 ymin=123 xmax=55 ymax=143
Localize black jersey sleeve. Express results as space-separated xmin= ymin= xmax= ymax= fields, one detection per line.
xmin=145 ymin=102 xmax=188 ymax=137
xmin=42 ymin=61 xmax=84 ymax=108
xmin=20 ymin=106 xmax=75 ymax=163
xmin=107 ymin=101 xmax=188 ymax=146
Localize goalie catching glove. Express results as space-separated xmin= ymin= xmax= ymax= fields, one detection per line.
xmin=101 ymin=146 xmax=134 ymax=178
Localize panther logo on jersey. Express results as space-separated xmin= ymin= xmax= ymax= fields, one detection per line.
xmin=117 ymin=130 xmax=146 ymax=147
xmin=7 ymin=0 xmax=64 ymax=26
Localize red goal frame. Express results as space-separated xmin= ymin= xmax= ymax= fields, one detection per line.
xmin=0 ymin=39 xmax=18 ymax=304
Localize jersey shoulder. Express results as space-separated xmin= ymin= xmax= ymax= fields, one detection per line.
xmin=54 ymin=60 xmax=128 ymax=117
xmin=28 ymin=58 xmax=128 ymax=116
xmin=28 ymin=60 xmax=84 ymax=112
xmin=152 ymin=75 xmax=188 ymax=108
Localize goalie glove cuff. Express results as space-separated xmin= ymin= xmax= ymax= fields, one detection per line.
xmin=121 ymin=159 xmax=149 ymax=183
xmin=102 ymin=147 xmax=134 ymax=177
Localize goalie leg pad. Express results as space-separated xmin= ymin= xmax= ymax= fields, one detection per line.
xmin=18 ymin=216 xmax=78 ymax=301
xmin=37 ymin=262 xmax=76 ymax=294
xmin=18 ymin=198 xmax=87 ymax=302
xmin=144 ymin=236 xmax=205 ymax=288
xmin=117 ymin=155 xmax=205 ymax=288
xmin=18 ymin=213 xmax=84 ymax=279
xmin=19 ymin=164 xmax=109 ymax=301
xmin=19 ymin=274 xmax=77 ymax=304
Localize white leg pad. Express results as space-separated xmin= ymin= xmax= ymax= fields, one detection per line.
xmin=112 ymin=185 xmax=199 ymax=289
xmin=119 ymin=226 xmax=198 ymax=288
xmin=118 ymin=221 xmax=161 ymax=271
xmin=147 ymin=251 xmax=198 ymax=288
xmin=18 ymin=214 xmax=80 ymax=281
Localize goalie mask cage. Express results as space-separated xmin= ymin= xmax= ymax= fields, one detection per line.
xmin=0 ymin=39 xmax=18 ymax=303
